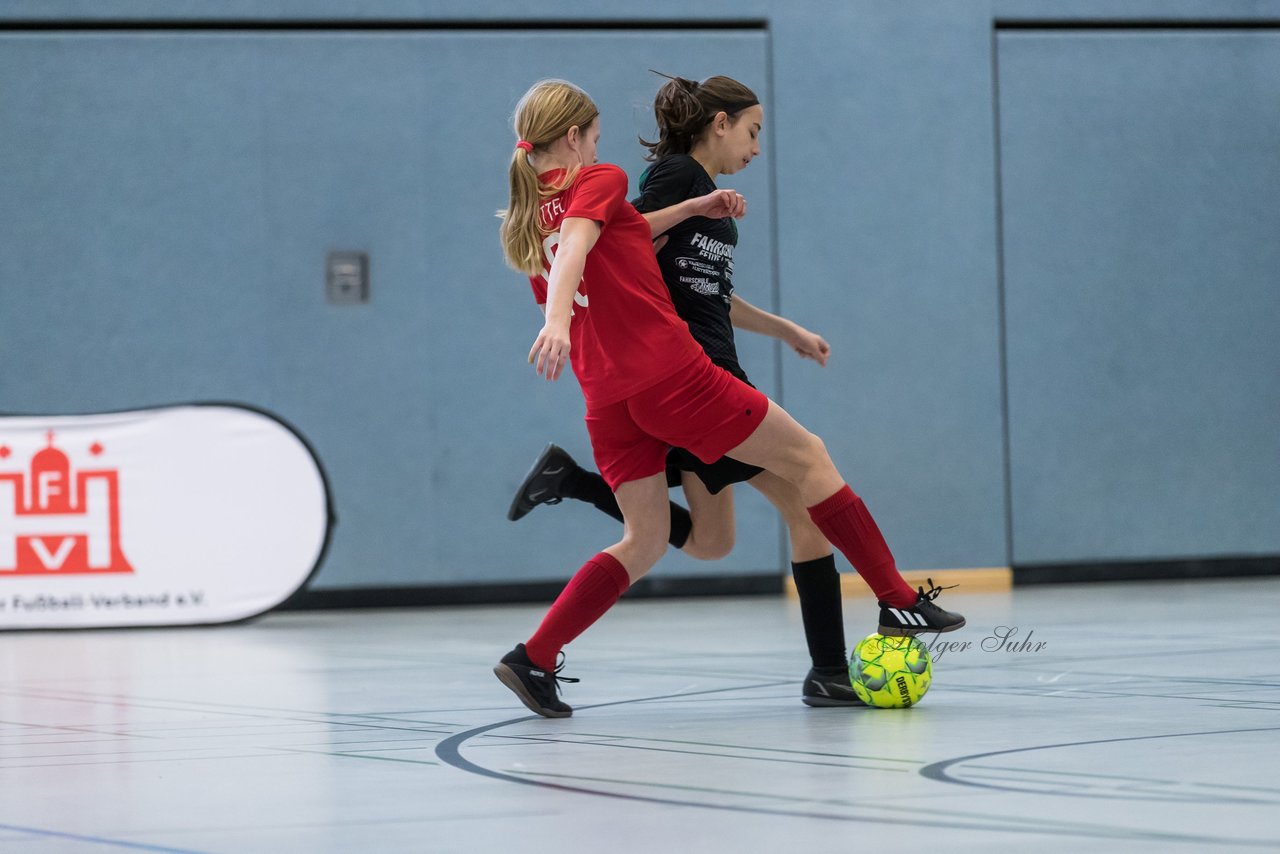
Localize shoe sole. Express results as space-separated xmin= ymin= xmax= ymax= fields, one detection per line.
xmin=878 ymin=617 xmax=966 ymax=637
xmin=802 ymin=696 xmax=866 ymax=708
xmin=493 ymin=663 xmax=572 ymax=718
xmin=506 ymin=443 xmax=563 ymax=522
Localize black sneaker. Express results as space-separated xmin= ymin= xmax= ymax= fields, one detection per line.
xmin=507 ymin=443 xmax=579 ymax=521
xmin=493 ymin=643 xmax=579 ymax=718
xmin=802 ymin=665 xmax=865 ymax=707
xmin=878 ymin=578 xmax=966 ymax=636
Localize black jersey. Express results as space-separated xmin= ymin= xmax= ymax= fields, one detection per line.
xmin=631 ymin=154 xmax=745 ymax=380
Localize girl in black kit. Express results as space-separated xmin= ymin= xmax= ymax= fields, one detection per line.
xmin=507 ymin=74 xmax=953 ymax=708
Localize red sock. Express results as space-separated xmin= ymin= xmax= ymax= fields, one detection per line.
xmin=525 ymin=552 xmax=631 ymax=669
xmin=807 ymin=485 xmax=917 ymax=607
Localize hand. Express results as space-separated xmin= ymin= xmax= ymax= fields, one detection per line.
xmin=788 ymin=326 xmax=830 ymax=366
xmin=693 ymin=188 xmax=746 ymax=220
xmin=528 ymin=319 xmax=571 ymax=381
xmin=652 ymin=235 xmax=669 ymax=254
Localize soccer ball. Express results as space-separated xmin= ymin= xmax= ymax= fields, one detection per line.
xmin=850 ymin=633 xmax=932 ymax=708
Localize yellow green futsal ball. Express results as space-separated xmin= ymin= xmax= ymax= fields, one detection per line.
xmin=850 ymin=632 xmax=932 ymax=708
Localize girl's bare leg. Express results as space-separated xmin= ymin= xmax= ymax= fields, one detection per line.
xmin=678 ymin=474 xmax=736 ymax=560
xmin=747 ymin=469 xmax=831 ymax=562
xmin=723 ymin=402 xmax=844 ymax=502
xmin=518 ymin=472 xmax=670 ymax=676
xmin=604 ymin=472 xmax=675 ymax=584
xmin=726 ymin=399 xmax=918 ymax=608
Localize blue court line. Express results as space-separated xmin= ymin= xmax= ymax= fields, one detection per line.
xmin=0 ymin=823 xmax=210 ymax=853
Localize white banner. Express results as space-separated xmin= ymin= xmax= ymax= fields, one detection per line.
xmin=0 ymin=405 xmax=330 ymax=629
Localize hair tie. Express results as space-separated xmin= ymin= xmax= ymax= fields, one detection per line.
xmin=515 ymin=140 xmax=534 ymax=153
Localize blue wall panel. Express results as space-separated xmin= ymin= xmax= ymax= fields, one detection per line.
xmin=769 ymin=4 xmax=1008 ymax=572
xmin=998 ymin=31 xmax=1280 ymax=563
xmin=0 ymin=30 xmax=778 ymax=587
xmin=3 ymin=2 xmax=1279 ymax=592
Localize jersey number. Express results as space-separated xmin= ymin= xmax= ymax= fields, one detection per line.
xmin=543 ymin=232 xmax=590 ymax=313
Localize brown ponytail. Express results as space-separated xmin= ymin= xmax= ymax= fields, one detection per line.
xmin=640 ymin=73 xmax=759 ymax=161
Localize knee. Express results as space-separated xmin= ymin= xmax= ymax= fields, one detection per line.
xmin=623 ymin=532 xmax=669 ymax=570
xmin=683 ymin=528 xmax=735 ymax=561
xmin=777 ymin=429 xmax=829 ymax=478
xmin=801 ymin=431 xmax=830 ymax=468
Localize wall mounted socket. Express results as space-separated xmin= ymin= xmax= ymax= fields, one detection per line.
xmin=326 ymin=251 xmax=369 ymax=305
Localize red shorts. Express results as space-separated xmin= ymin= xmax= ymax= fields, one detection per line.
xmin=585 ymin=354 xmax=769 ymax=490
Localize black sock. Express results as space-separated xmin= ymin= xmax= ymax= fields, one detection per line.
xmin=562 ymin=468 xmax=693 ymax=550
xmin=792 ymin=555 xmax=846 ymax=668
xmin=561 ymin=468 xmax=622 ymax=522
xmin=667 ymin=503 xmax=692 ymax=550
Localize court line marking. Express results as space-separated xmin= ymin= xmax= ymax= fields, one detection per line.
xmin=0 ymin=823 xmax=210 ymax=853
xmin=435 ymin=684 xmax=1278 ymax=845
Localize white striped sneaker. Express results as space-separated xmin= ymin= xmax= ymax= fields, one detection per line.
xmin=878 ymin=579 xmax=966 ymax=636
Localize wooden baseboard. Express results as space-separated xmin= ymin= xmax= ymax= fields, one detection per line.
xmin=785 ymin=567 xmax=1012 ymax=598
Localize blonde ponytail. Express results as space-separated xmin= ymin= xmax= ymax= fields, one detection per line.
xmin=500 ymin=147 xmax=546 ymax=275
xmin=498 ymin=80 xmax=599 ymax=276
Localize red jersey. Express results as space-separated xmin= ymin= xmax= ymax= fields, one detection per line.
xmin=529 ymin=164 xmax=703 ymax=407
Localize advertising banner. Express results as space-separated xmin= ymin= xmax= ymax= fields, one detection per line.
xmin=0 ymin=405 xmax=330 ymax=629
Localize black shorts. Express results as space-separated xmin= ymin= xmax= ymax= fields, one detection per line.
xmin=663 ymin=361 xmax=765 ymax=494
xmin=665 ymin=446 xmax=763 ymax=494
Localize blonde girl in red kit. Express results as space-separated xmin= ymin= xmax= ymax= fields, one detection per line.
xmin=495 ymin=79 xmax=963 ymax=718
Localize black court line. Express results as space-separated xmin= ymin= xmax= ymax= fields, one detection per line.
xmin=495 ymin=732 xmax=906 ymax=774
xmin=953 ymin=769 xmax=1280 ymax=805
xmin=506 ymin=767 xmax=1259 ymax=842
xmin=921 ymin=725 xmax=1280 ymax=812
xmin=434 ymin=686 xmax=1278 ymax=846
xmin=996 ymin=20 xmax=1280 ymax=31
xmin=0 ymin=19 xmax=766 ymax=32
xmin=503 ymin=729 xmax=917 ymax=765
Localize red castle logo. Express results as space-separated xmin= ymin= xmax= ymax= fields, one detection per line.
xmin=0 ymin=431 xmax=133 ymax=576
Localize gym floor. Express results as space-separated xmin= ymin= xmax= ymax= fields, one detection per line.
xmin=3 ymin=576 xmax=1278 ymax=852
